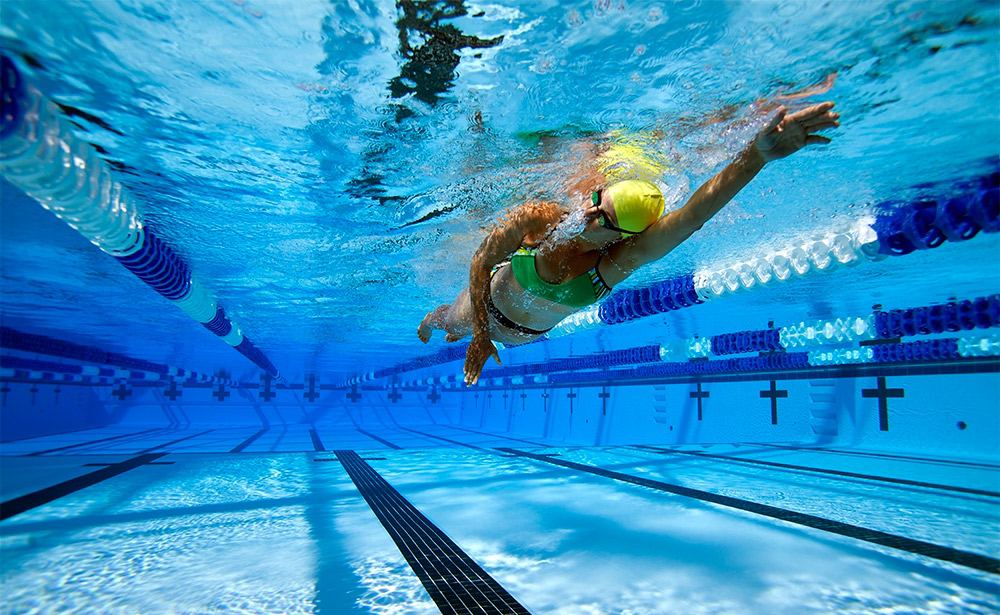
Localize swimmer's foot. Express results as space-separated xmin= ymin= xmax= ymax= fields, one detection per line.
xmin=418 ymin=305 xmax=449 ymax=343
xmin=417 ymin=314 xmax=434 ymax=343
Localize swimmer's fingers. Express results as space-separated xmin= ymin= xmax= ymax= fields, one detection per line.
xmin=463 ymin=336 xmax=497 ymax=386
xmin=787 ymin=101 xmax=835 ymax=123
xmin=803 ymin=118 xmax=840 ymax=132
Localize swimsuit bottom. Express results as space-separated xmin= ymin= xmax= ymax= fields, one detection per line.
xmin=487 ymin=264 xmax=553 ymax=337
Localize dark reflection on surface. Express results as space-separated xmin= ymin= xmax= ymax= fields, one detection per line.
xmin=345 ymin=1 xmax=503 ymax=204
xmin=389 ymin=0 xmax=502 ymax=122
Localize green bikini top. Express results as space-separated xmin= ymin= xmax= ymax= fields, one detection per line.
xmin=510 ymin=246 xmax=612 ymax=309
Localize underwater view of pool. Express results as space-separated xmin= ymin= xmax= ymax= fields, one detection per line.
xmin=1 ymin=0 xmax=998 ymax=612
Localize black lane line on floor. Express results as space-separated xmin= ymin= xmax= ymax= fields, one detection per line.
xmin=757 ymin=443 xmax=1000 ymax=471
xmin=446 ymin=425 xmax=548 ymax=447
xmin=230 ymin=428 xmax=269 ymax=453
xmin=335 ymin=450 xmax=531 ymax=615
xmin=83 ymin=461 xmax=174 ymax=466
xmin=499 ymin=447 xmax=1000 ymax=576
xmin=356 ymin=428 xmax=403 ymax=450
xmin=398 ymin=427 xmax=490 ymax=451
xmin=136 ymin=430 xmax=215 ymax=454
xmin=309 ymin=428 xmax=325 ymax=452
xmin=24 ymin=428 xmax=166 ymax=456
xmin=634 ymin=445 xmax=1000 ymax=499
xmin=1 ymin=453 xmax=167 ymax=521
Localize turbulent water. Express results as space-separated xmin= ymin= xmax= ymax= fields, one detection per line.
xmin=1 ymin=0 xmax=998 ymax=380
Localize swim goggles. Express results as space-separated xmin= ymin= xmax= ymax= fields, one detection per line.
xmin=592 ymin=190 xmax=639 ymax=235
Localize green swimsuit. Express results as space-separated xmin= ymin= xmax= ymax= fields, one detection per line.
xmin=510 ymin=246 xmax=612 ymax=308
xmin=486 ymin=246 xmax=613 ymax=338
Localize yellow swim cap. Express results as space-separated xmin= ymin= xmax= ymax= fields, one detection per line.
xmin=597 ymin=131 xmax=670 ymax=183
xmin=605 ymin=180 xmax=665 ymax=233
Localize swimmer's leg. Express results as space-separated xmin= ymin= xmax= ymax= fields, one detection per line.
xmin=417 ymin=289 xmax=474 ymax=343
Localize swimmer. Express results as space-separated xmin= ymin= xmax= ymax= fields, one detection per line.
xmin=418 ymin=102 xmax=840 ymax=385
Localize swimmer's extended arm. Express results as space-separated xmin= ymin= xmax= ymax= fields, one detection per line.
xmin=465 ymin=201 xmax=561 ymax=385
xmin=606 ymin=103 xmax=839 ymax=279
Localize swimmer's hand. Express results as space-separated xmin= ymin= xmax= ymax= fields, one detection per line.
xmin=464 ymin=333 xmax=501 ymax=386
xmin=754 ymin=102 xmax=839 ymax=163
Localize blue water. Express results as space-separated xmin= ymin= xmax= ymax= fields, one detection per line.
xmin=1 ymin=0 xmax=999 ymax=613
xmin=0 ymin=0 xmax=997 ymax=377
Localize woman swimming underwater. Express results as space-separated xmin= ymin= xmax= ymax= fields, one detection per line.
xmin=418 ymin=101 xmax=840 ymax=385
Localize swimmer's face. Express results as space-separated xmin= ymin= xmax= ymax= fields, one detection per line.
xmin=582 ymin=189 xmax=632 ymax=242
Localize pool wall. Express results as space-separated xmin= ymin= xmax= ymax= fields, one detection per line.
xmin=3 ymin=367 xmax=996 ymax=460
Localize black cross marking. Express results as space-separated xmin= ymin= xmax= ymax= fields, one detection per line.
xmin=862 ymin=376 xmax=904 ymax=431
xmin=760 ymin=380 xmax=788 ymax=425
xmin=304 ymin=374 xmax=319 ymax=402
xmin=599 ymin=387 xmax=610 ymax=415
xmin=1 ymin=384 xmax=9 ymax=404
xmin=690 ymin=381 xmax=709 ymax=421
xmin=112 ymin=383 xmax=131 ymax=401
xmin=567 ymin=389 xmax=576 ymax=414
xmin=347 ymin=384 xmax=362 ymax=403
xmin=164 ymin=379 xmax=182 ymax=401
xmin=260 ymin=375 xmax=275 ymax=402
xmin=213 ymin=384 xmax=230 ymax=402
xmin=388 ymin=388 xmax=402 ymax=403
xmin=428 ymin=387 xmax=441 ymax=404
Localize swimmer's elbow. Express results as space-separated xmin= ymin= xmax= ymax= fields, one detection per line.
xmin=630 ymin=219 xmax=701 ymax=267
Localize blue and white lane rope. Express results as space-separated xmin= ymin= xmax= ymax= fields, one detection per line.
xmin=548 ymin=169 xmax=998 ymax=337
xmin=0 ymin=326 xmax=220 ymax=383
xmin=476 ymin=332 xmax=1000 ymax=388
xmin=345 ymin=169 xmax=998 ymax=385
xmin=383 ymin=293 xmax=1000 ymax=387
xmin=0 ymin=355 xmax=231 ymax=384
xmin=0 ymin=55 xmax=278 ymax=378
xmin=398 ymin=331 xmax=1000 ymax=389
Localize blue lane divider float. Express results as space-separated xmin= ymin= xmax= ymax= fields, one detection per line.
xmin=344 ymin=167 xmax=998 ymax=386
xmin=874 ymin=295 xmax=1000 ymax=338
xmin=0 ymin=355 xmax=181 ymax=383
xmin=476 ymin=344 xmax=662 ymax=383
xmin=544 ymin=336 xmax=995 ymax=387
xmin=0 ymin=54 xmax=278 ymax=377
xmin=548 ymin=166 xmax=999 ymax=338
xmin=874 ymin=172 xmax=999 ymax=255
xmin=0 ymin=326 xmax=221 ymax=383
xmin=386 ymin=293 xmax=1000 ymax=387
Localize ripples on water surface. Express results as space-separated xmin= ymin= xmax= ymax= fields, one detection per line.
xmin=0 ymin=0 xmax=997 ymax=378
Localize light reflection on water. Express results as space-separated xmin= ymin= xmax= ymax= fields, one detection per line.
xmin=0 ymin=448 xmax=997 ymax=613
xmin=0 ymin=1 xmax=997 ymax=377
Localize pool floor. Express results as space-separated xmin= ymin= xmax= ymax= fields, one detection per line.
xmin=1 ymin=425 xmax=998 ymax=614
